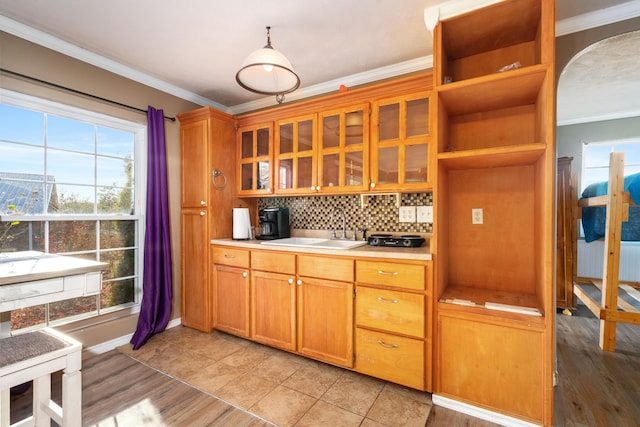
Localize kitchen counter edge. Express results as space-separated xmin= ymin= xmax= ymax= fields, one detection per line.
xmin=210 ymin=239 xmax=432 ymax=261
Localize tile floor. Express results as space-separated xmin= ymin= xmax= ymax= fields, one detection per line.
xmin=118 ymin=326 xmax=432 ymax=427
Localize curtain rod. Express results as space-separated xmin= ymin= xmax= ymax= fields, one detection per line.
xmin=0 ymin=68 xmax=176 ymax=122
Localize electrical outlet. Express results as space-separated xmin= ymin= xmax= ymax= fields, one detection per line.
xmin=472 ymin=208 xmax=483 ymax=224
xmin=399 ymin=206 xmax=416 ymax=223
xmin=417 ymin=206 xmax=433 ymax=223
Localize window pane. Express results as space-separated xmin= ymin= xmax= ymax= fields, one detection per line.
xmin=346 ymin=151 xmax=363 ymax=186
xmin=279 ymin=158 xmax=293 ymax=189
xmin=257 ymin=128 xmax=270 ymax=156
xmin=279 ymin=123 xmax=293 ymax=154
xmin=583 ymin=145 xmax=612 ymax=167
xmin=378 ymin=146 xmax=398 ymax=184
xmin=47 ymin=115 xmax=94 ymax=153
xmin=0 ymin=175 xmax=50 ymax=215
xmin=49 ymin=221 xmax=96 ymax=253
xmin=98 ymin=186 xmax=133 ymax=214
xmin=0 ymin=221 xmax=45 ymax=252
xmin=298 ymin=156 xmax=313 ymax=188
xmin=618 ymin=145 xmax=640 ymax=166
xmin=405 ymin=144 xmax=428 ymax=182
xmin=50 ymin=296 xmax=98 ymax=322
xmin=345 ymin=111 xmax=364 ymax=146
xmin=54 ymin=184 xmax=95 ymax=213
xmin=100 ymin=220 xmax=135 ymax=249
xmin=101 ymin=249 xmax=135 ymax=280
xmin=47 ymin=149 xmax=95 ymax=184
xmin=97 ymin=126 xmax=134 ymax=157
xmin=406 ymin=98 xmax=429 ymax=137
xmin=97 ymin=156 xmax=132 ymax=187
xmin=101 ymin=278 xmax=135 ymax=309
xmin=379 ymin=104 xmax=399 ymax=141
xmin=11 ymin=306 xmax=46 ymax=331
xmin=0 ymin=142 xmax=45 ymax=175
xmin=323 ymin=153 xmax=339 ymax=187
xmin=298 ymin=120 xmax=313 ymax=152
xmin=0 ymin=104 xmax=44 ymax=145
xmin=323 ymin=115 xmax=339 ymax=148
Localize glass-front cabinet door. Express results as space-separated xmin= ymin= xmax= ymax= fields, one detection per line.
xmin=237 ymin=123 xmax=273 ymax=196
xmin=274 ymin=114 xmax=317 ymax=194
xmin=371 ymin=93 xmax=431 ymax=191
xmin=317 ymin=104 xmax=369 ymax=194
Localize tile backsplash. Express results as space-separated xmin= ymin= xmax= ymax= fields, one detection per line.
xmin=258 ymin=193 xmax=433 ymax=235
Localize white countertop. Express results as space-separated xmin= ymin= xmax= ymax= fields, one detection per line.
xmin=0 ymin=251 xmax=109 ymax=286
xmin=210 ymin=238 xmax=432 ymax=261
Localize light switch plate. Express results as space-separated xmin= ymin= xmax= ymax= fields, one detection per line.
xmin=472 ymin=208 xmax=483 ymax=224
xmin=399 ymin=206 xmax=416 ymax=223
xmin=417 ymin=206 xmax=433 ymax=223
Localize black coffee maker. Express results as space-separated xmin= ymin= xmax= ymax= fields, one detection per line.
xmin=257 ymin=207 xmax=290 ymax=240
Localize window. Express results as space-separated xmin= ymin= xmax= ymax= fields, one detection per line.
xmin=582 ymin=139 xmax=640 ymax=192
xmin=0 ymin=89 xmax=145 ymax=332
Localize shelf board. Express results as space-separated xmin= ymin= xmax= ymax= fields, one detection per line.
xmin=437 ymin=65 xmax=548 ymax=116
xmin=438 ymin=143 xmax=545 ymax=169
xmin=439 ymin=284 xmax=545 ymax=321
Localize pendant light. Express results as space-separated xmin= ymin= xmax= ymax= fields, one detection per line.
xmin=236 ymin=26 xmax=300 ymax=104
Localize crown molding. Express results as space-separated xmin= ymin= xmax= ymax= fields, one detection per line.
xmin=557 ymin=109 xmax=640 ymax=127
xmin=228 ymin=56 xmax=433 ymax=115
xmin=556 ymin=0 xmax=640 ymax=36
xmin=0 ymin=15 xmax=228 ymax=113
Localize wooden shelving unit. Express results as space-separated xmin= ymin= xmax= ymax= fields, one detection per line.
xmin=432 ymin=0 xmax=555 ymax=425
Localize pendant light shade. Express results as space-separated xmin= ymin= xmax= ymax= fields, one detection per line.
xmin=236 ymin=26 xmax=300 ymax=102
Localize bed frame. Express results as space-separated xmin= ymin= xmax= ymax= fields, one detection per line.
xmin=572 ymin=151 xmax=640 ymax=352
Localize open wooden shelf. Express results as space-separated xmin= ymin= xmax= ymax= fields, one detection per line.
xmin=438 ymin=143 xmax=545 ymax=169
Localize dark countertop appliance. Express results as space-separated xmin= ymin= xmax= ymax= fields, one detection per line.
xmin=257 ymin=207 xmax=290 ymax=240
xmin=368 ymin=234 xmax=425 ymax=248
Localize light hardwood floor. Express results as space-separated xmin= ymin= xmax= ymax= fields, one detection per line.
xmin=9 ymin=301 xmax=640 ymax=426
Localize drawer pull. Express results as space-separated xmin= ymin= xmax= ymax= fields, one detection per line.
xmin=224 ymin=254 xmax=236 ymax=258
xmin=377 ymin=340 xmax=399 ymax=349
xmin=242 ymin=272 xmax=248 ymax=278
xmin=377 ymin=297 xmax=399 ymax=304
xmin=377 ymin=270 xmax=398 ymax=276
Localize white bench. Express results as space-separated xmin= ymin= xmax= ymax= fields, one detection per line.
xmin=0 ymin=328 xmax=82 ymax=427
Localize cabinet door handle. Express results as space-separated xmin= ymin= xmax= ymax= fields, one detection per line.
xmin=200 ymin=200 xmax=206 ymax=206
xmin=377 ymin=340 xmax=399 ymax=349
xmin=377 ymin=297 xmax=399 ymax=304
xmin=200 ymin=211 xmax=206 ymax=216
xmin=297 ymin=280 xmax=302 ymax=286
xmin=377 ymin=270 xmax=398 ymax=276
xmin=288 ymin=278 xmax=294 ymax=284
xmin=242 ymin=271 xmax=248 ymax=278
xmin=223 ymin=254 xmax=235 ymax=259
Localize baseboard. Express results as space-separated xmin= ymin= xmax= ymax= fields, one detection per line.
xmin=82 ymin=317 xmax=182 ymax=358
xmin=432 ymin=394 xmax=542 ymax=427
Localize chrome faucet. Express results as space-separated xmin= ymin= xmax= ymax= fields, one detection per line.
xmin=329 ymin=208 xmax=348 ymax=240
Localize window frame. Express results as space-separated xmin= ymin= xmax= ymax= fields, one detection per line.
xmin=0 ymin=88 xmax=147 ymax=329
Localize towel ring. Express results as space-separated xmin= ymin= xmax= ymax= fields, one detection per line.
xmin=212 ymin=169 xmax=227 ymax=189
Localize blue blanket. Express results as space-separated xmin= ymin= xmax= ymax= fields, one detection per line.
xmin=581 ymin=173 xmax=640 ymax=242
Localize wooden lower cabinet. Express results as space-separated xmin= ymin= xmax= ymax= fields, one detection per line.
xmin=297 ymin=276 xmax=354 ymax=367
xmin=437 ymin=309 xmax=545 ymax=423
xmin=251 ymin=269 xmax=297 ymax=351
xmin=212 ymin=247 xmax=251 ymax=337
xmin=180 ymin=209 xmax=210 ymax=332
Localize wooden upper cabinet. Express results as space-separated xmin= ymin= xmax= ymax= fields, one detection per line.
xmin=371 ymin=93 xmax=432 ymax=192
xmin=317 ymin=104 xmax=370 ymax=194
xmin=237 ymin=123 xmax=274 ymax=196
xmin=274 ymin=114 xmax=317 ymax=194
xmin=180 ymin=119 xmax=209 ymax=208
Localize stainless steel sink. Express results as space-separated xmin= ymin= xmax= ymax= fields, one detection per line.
xmin=260 ymin=237 xmax=368 ymax=250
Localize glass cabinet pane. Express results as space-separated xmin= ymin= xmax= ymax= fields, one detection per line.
xmin=379 ymin=104 xmax=399 ymax=141
xmin=406 ymin=98 xmax=429 ymax=137
xmin=378 ymin=146 xmax=398 ymax=184
xmin=241 ymin=163 xmax=252 ymax=190
xmin=346 ymin=151 xmax=364 ymax=185
xmin=241 ymin=131 xmax=253 ymax=158
xmin=298 ymin=156 xmax=313 ymax=188
xmin=322 ymin=153 xmax=339 ymax=187
xmin=322 ymin=115 xmax=340 ymax=148
xmin=298 ymin=120 xmax=313 ymax=151
xmin=258 ymin=161 xmax=270 ymax=190
xmin=405 ymin=144 xmax=428 ymax=182
xmin=257 ymin=128 xmax=270 ymax=156
xmin=345 ymin=110 xmax=364 ymax=146
xmin=279 ymin=158 xmax=293 ymax=189
xmin=280 ymin=123 xmax=294 ymax=154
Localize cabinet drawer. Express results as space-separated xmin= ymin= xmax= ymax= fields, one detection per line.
xmin=213 ymin=247 xmax=249 ymax=268
xmin=252 ymin=250 xmax=296 ymax=274
xmin=356 ymin=286 xmax=424 ymax=338
xmin=298 ymin=255 xmax=353 ymax=282
xmin=356 ymin=260 xmax=424 ymax=290
xmin=356 ymin=328 xmax=425 ymax=390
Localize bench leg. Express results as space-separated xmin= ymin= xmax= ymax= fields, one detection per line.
xmin=1 ymin=388 xmax=9 ymax=427
xmin=33 ymin=374 xmax=51 ymax=427
xmin=62 ymin=370 xmax=82 ymax=426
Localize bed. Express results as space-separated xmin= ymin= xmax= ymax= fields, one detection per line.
xmin=573 ymin=151 xmax=640 ymax=352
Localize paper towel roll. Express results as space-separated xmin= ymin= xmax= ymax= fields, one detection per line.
xmin=233 ymin=208 xmax=251 ymax=239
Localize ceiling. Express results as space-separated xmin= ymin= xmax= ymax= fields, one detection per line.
xmin=0 ymin=0 xmax=639 ymax=121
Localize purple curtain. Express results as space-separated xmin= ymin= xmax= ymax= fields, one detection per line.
xmin=130 ymin=106 xmax=173 ymax=350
